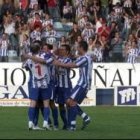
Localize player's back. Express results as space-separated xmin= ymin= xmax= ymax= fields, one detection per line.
xmin=26 ymin=54 xmax=50 ymax=88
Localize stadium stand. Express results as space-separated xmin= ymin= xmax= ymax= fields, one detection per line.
xmin=0 ymin=0 xmax=139 ymax=63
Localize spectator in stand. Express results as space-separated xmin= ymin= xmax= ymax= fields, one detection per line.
xmin=19 ymin=22 xmax=30 ymax=42
xmin=99 ymin=35 xmax=110 ymax=62
xmin=113 ymin=2 xmax=123 ymax=29
xmin=123 ymin=33 xmax=137 ymax=60
xmin=82 ymin=22 xmax=95 ymax=43
xmin=20 ymin=34 xmax=30 ymax=56
xmin=110 ymin=32 xmax=123 ymax=62
xmin=30 ymin=25 xmax=41 ymax=43
xmin=109 ymin=21 xmax=119 ymax=41
xmin=19 ymin=0 xmax=29 ymax=17
xmin=92 ymin=40 xmax=104 ymax=62
xmin=131 ymin=15 xmax=139 ymax=35
xmin=121 ymin=12 xmax=132 ymax=41
xmin=76 ymin=5 xmax=90 ymax=20
xmin=3 ymin=14 xmax=18 ymax=51
xmin=0 ymin=33 xmax=9 ymax=62
xmin=98 ymin=21 xmax=110 ymax=40
xmin=72 ymin=35 xmax=83 ymax=56
xmin=38 ymin=0 xmax=48 ymax=13
xmin=94 ymin=9 xmax=103 ymax=33
xmin=29 ymin=0 xmax=38 ymax=10
xmin=113 ymin=2 xmax=123 ymax=16
xmin=58 ymin=0 xmax=65 ymax=18
xmin=1 ymin=0 xmax=15 ymax=16
xmin=68 ymin=22 xmax=81 ymax=45
xmin=74 ymin=0 xmax=86 ymax=20
xmin=88 ymin=35 xmax=97 ymax=54
xmin=107 ymin=9 xmax=118 ymax=26
xmin=42 ymin=24 xmax=57 ymax=46
xmin=14 ymin=13 xmax=23 ymax=31
xmin=29 ymin=3 xmax=44 ymax=18
xmin=47 ymin=0 xmax=60 ymax=21
xmin=63 ymin=1 xmax=73 ymax=22
xmin=127 ymin=33 xmax=136 ymax=46
xmin=126 ymin=40 xmax=139 ymax=63
xmin=42 ymin=13 xmax=53 ymax=31
xmin=78 ymin=15 xmax=92 ymax=30
xmin=58 ymin=36 xmax=69 ymax=48
xmin=89 ymin=0 xmax=101 ymax=18
xmin=29 ymin=12 xmax=42 ymax=31
xmin=100 ymin=0 xmax=109 ymax=19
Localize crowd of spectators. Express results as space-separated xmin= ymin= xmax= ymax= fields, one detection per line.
xmin=0 ymin=0 xmax=140 ymax=63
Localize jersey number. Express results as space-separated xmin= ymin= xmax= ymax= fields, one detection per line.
xmin=35 ymin=65 xmax=42 ymax=76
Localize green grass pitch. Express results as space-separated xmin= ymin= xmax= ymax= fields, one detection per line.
xmin=0 ymin=107 xmax=140 ymax=139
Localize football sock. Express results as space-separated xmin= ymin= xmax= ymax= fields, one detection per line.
xmin=52 ymin=107 xmax=59 ymax=127
xmin=59 ymin=105 xmax=67 ymax=127
xmin=69 ymin=106 xmax=77 ymax=128
xmin=77 ymin=105 xmax=89 ymax=121
xmin=40 ymin=107 xmax=44 ymax=117
xmin=44 ymin=107 xmax=50 ymax=122
xmin=67 ymin=106 xmax=71 ymax=127
xmin=48 ymin=117 xmax=52 ymax=125
xmin=28 ymin=107 xmax=36 ymax=122
xmin=34 ymin=107 xmax=39 ymax=126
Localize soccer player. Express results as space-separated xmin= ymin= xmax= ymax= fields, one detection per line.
xmin=23 ymin=43 xmax=51 ymax=130
xmin=25 ymin=43 xmax=59 ymax=130
xmin=42 ymin=43 xmax=59 ymax=130
xmin=22 ymin=41 xmax=44 ymax=130
xmin=54 ymin=41 xmax=92 ymax=131
xmin=55 ymin=45 xmax=72 ymax=130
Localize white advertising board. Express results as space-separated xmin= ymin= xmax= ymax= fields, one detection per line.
xmin=1 ymin=63 xmax=140 ymax=106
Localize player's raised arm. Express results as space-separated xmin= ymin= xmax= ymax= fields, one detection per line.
xmin=23 ymin=43 xmax=55 ymax=65
xmin=24 ymin=54 xmax=47 ymax=64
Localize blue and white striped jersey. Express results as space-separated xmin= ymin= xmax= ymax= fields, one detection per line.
xmin=57 ymin=57 xmax=72 ymax=88
xmin=0 ymin=40 xmax=9 ymax=57
xmin=30 ymin=30 xmax=41 ymax=42
xmin=23 ymin=54 xmax=50 ymax=89
xmin=75 ymin=54 xmax=92 ymax=88
xmin=127 ymin=48 xmax=139 ymax=63
xmin=82 ymin=28 xmax=95 ymax=43
xmin=0 ymin=48 xmax=8 ymax=57
xmin=41 ymin=52 xmax=54 ymax=65
xmin=93 ymin=47 xmax=103 ymax=62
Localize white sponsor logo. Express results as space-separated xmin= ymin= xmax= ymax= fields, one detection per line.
xmin=119 ymin=88 xmax=136 ymax=104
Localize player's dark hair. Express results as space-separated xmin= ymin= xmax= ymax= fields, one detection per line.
xmin=62 ymin=44 xmax=71 ymax=55
xmin=42 ymin=43 xmax=53 ymax=50
xmin=30 ymin=43 xmax=40 ymax=54
xmin=47 ymin=44 xmax=53 ymax=50
xmin=79 ymin=41 xmax=88 ymax=52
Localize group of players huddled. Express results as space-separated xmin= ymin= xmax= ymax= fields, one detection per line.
xmin=22 ymin=40 xmax=93 ymax=131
